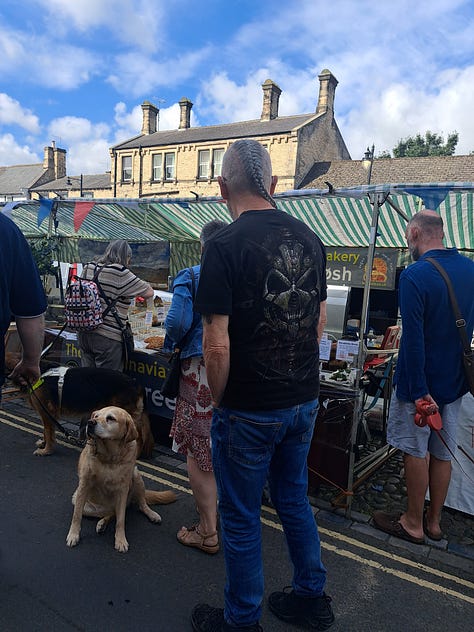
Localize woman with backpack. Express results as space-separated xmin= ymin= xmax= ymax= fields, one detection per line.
xmin=78 ymin=240 xmax=153 ymax=371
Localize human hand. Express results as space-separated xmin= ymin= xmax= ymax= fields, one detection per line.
xmin=415 ymin=395 xmax=438 ymax=415
xmin=9 ymin=360 xmax=41 ymax=389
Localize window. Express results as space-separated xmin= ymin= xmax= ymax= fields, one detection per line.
xmin=164 ymin=152 xmax=175 ymax=180
xmin=122 ymin=156 xmax=132 ymax=181
xmin=212 ymin=149 xmax=224 ymax=178
xmin=198 ymin=150 xmax=210 ymax=179
xmin=152 ymin=154 xmax=163 ymax=181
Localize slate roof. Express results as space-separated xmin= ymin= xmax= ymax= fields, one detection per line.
xmin=0 ymin=164 xmax=45 ymax=195
xmin=32 ymin=174 xmax=112 ymax=192
xmin=301 ymin=155 xmax=474 ymax=189
xmin=112 ymin=113 xmax=318 ymax=150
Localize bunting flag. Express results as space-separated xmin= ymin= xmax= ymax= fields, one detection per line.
xmin=0 ymin=201 xmax=18 ymax=218
xmin=37 ymin=198 xmax=54 ymax=227
xmin=403 ymin=187 xmax=451 ymax=211
xmin=73 ymin=201 xmax=96 ymax=232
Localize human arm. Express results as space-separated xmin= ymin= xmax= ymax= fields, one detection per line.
xmin=9 ymin=314 xmax=45 ymax=387
xmin=317 ymin=300 xmax=327 ymax=342
xmin=399 ymin=274 xmax=437 ymax=407
xmin=202 ymin=314 xmax=230 ymax=408
xmin=164 ymin=268 xmax=195 ymax=345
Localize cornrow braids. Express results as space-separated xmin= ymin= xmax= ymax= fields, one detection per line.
xmin=234 ymin=140 xmax=277 ymax=208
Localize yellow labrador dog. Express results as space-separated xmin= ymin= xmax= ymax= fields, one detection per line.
xmin=66 ymin=406 xmax=176 ymax=552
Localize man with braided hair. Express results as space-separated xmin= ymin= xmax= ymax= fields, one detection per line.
xmin=192 ymin=140 xmax=333 ymax=632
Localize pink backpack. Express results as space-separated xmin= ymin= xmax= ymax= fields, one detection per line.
xmin=64 ymin=269 xmax=103 ymax=331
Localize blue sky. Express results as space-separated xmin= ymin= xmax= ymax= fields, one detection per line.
xmin=1 ymin=0 xmax=474 ymax=176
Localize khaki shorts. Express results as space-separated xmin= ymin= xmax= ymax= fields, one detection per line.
xmin=387 ymin=390 xmax=462 ymax=460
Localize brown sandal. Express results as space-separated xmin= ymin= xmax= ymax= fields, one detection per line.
xmin=177 ymin=524 xmax=219 ymax=554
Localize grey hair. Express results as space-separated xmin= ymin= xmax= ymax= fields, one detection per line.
xmin=408 ymin=211 xmax=444 ymax=237
xmin=200 ymin=219 xmax=228 ymax=246
xmin=222 ymin=139 xmax=277 ymax=208
xmin=97 ymin=240 xmax=132 ymax=266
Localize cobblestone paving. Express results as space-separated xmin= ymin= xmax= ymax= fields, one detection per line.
xmin=312 ymin=437 xmax=474 ymax=548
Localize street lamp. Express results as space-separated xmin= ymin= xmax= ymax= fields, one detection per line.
xmin=362 ymin=145 xmax=375 ymax=184
xmin=66 ymin=174 xmax=83 ymax=196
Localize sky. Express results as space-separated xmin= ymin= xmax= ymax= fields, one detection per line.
xmin=1 ymin=0 xmax=474 ymax=177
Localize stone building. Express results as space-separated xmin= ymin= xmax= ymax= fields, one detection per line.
xmin=0 ymin=142 xmax=66 ymax=202
xmin=109 ymin=69 xmax=351 ymax=199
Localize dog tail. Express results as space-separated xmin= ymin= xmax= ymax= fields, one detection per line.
xmin=145 ymin=489 xmax=177 ymax=505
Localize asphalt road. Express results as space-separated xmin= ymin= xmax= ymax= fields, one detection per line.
xmin=1 ymin=403 xmax=473 ymax=631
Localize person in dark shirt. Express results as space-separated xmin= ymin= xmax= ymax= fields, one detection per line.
xmin=1 ymin=213 xmax=47 ymax=400
xmin=374 ymin=211 xmax=474 ymax=544
xmin=191 ymin=140 xmax=333 ymax=632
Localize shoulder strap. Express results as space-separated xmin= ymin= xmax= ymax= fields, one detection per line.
xmin=93 ymin=265 xmax=124 ymax=328
xmin=189 ymin=266 xmax=196 ymax=300
xmin=425 ymin=257 xmax=471 ymax=353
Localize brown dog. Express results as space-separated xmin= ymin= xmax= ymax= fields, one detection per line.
xmin=66 ymin=406 xmax=176 ymax=553
xmin=29 ymin=367 xmax=154 ymax=458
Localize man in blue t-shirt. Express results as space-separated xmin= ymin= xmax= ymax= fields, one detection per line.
xmin=190 ymin=140 xmax=333 ymax=632
xmin=0 ymin=213 xmax=47 ymax=401
xmin=374 ymin=210 xmax=474 ymax=544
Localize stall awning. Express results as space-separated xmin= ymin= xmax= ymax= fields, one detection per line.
xmin=3 ymin=182 xmax=474 ymax=254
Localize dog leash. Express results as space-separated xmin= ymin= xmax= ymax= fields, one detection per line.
xmin=27 ymin=377 xmax=85 ymax=447
xmin=414 ymin=401 xmax=474 ymax=483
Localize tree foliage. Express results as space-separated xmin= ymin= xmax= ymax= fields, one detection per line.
xmin=392 ymin=130 xmax=458 ymax=158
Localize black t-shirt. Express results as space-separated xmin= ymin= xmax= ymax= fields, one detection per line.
xmin=194 ymin=209 xmax=327 ymax=410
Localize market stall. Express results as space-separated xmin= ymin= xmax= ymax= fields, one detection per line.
xmin=3 ymin=182 xmax=473 ymax=516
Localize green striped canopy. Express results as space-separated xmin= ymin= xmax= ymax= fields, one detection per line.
xmin=4 ymin=183 xmax=474 ymax=271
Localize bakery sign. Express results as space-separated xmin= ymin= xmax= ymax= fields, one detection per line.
xmin=326 ymin=248 xmax=398 ymax=290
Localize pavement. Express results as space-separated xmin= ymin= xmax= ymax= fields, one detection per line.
xmin=1 ymin=393 xmax=474 ymax=631
xmin=3 ymin=391 xmax=474 ymax=572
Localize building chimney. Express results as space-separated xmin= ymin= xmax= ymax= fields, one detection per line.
xmin=43 ymin=145 xmax=54 ymax=171
xmin=141 ymin=101 xmax=159 ymax=134
xmin=261 ymin=79 xmax=282 ymax=121
xmin=179 ymin=98 xmax=193 ymax=129
xmin=316 ymin=69 xmax=338 ymax=115
xmin=53 ymin=146 xmax=66 ymax=179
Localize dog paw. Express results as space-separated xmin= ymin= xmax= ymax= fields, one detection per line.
xmin=34 ymin=447 xmax=54 ymax=456
xmin=148 ymin=510 xmax=162 ymax=524
xmin=115 ymin=538 xmax=129 ymax=553
xmin=35 ymin=438 xmax=45 ymax=448
xmin=66 ymin=531 xmax=80 ymax=547
xmin=96 ymin=518 xmax=109 ymax=534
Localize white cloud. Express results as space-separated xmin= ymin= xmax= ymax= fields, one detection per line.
xmin=66 ymin=138 xmax=112 ymax=174
xmin=340 ymin=65 xmax=474 ymax=157
xmin=0 ymin=94 xmax=40 ymax=133
xmin=0 ymin=25 xmax=99 ymax=90
xmin=37 ymin=0 xmax=166 ymax=53
xmin=107 ymin=46 xmax=212 ymax=97
xmin=47 ymin=116 xmax=111 ymax=172
xmin=0 ymin=134 xmax=40 ymax=165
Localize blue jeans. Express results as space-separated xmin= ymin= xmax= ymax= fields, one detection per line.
xmin=211 ymin=400 xmax=327 ymax=627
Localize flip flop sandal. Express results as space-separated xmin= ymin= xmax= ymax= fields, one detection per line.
xmin=423 ymin=510 xmax=444 ymax=541
xmin=373 ymin=511 xmax=425 ymax=545
xmin=177 ymin=524 xmax=219 ymax=554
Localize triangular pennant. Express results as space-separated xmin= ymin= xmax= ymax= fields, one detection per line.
xmin=0 ymin=201 xmax=18 ymax=218
xmin=37 ymin=198 xmax=54 ymax=227
xmin=74 ymin=201 xmax=95 ymax=232
xmin=404 ymin=187 xmax=451 ymax=211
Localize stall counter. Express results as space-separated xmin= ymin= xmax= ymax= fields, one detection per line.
xmin=42 ymin=329 xmax=175 ymax=420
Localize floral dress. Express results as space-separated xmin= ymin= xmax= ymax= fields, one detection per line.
xmin=170 ymin=355 xmax=213 ymax=471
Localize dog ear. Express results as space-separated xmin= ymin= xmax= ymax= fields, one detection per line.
xmin=124 ymin=412 xmax=138 ymax=443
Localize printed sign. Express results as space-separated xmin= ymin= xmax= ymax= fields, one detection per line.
xmin=42 ymin=330 xmax=175 ymax=420
xmin=326 ymin=248 xmax=398 ymax=290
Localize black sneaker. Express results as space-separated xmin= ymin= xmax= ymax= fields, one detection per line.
xmin=268 ymin=588 xmax=335 ymax=630
xmin=191 ymin=604 xmax=263 ymax=631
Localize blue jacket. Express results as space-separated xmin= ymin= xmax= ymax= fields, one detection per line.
xmin=163 ymin=265 xmax=203 ymax=358
xmin=394 ymin=248 xmax=474 ymax=405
